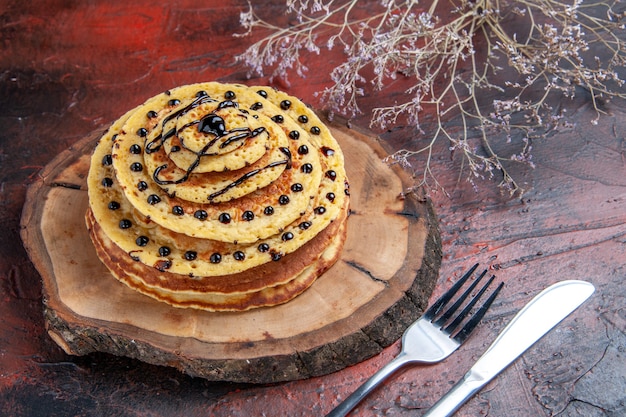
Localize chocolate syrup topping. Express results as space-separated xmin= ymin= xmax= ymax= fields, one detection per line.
xmin=145 ymin=97 xmax=272 ymax=189
xmin=198 ymin=114 xmax=226 ymax=136
xmin=154 ymin=259 xmax=172 ymax=271
xmin=205 ymin=156 xmax=290 ymax=202
xmin=145 ymin=95 xmax=217 ymax=154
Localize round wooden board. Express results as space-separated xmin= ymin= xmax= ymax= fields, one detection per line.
xmin=20 ymin=119 xmax=441 ymax=384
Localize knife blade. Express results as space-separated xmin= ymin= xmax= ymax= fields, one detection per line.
xmin=422 ymin=279 xmax=595 ymax=417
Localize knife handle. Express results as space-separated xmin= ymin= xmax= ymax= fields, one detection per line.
xmin=422 ymin=368 xmax=487 ymax=417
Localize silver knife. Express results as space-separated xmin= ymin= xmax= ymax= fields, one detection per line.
xmin=423 ymin=279 xmax=595 ymax=417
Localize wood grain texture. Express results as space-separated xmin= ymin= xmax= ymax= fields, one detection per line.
xmin=20 ymin=119 xmax=441 ymax=383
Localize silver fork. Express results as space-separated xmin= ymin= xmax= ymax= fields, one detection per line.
xmin=326 ymin=264 xmax=504 ymax=417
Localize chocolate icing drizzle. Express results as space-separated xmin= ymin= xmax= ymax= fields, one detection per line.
xmin=205 ymin=146 xmax=292 ymax=202
xmin=143 ymin=95 xmax=292 ymax=199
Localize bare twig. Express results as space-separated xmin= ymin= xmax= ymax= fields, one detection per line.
xmin=237 ymin=0 xmax=626 ymax=195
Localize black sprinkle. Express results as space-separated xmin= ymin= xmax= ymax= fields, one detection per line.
xmin=168 ymin=99 xmax=181 ymax=106
xmin=119 ymin=219 xmax=132 ymax=229
xmin=147 ymin=194 xmax=161 ymax=205
xmin=321 ymin=146 xmax=335 ymax=156
xmin=282 ymin=232 xmax=294 ymax=241
xmin=291 ymin=183 xmax=303 ymax=192
xmin=280 ymin=100 xmax=291 ymax=110
xmin=184 ymin=251 xmax=197 ymax=260
xmin=326 ymin=192 xmax=336 ymax=202
xmin=315 ymin=206 xmax=326 ymax=215
xmin=225 ymin=90 xmax=236 ymax=99
xmin=136 ymin=236 xmax=149 ymax=247
xmin=258 ymin=243 xmax=270 ymax=253
xmin=298 ymin=115 xmax=308 ymax=123
xmin=264 ymin=206 xmax=274 ymax=215
xmin=108 ymin=201 xmax=120 ymax=210
xmin=218 ymin=212 xmax=231 ymax=224
xmin=289 ymin=130 xmax=300 ymax=140
xmin=137 ymin=181 xmax=148 ymax=191
xmin=147 ymin=110 xmax=158 ymax=118
xmin=210 ymin=253 xmax=222 ymax=263
xmin=250 ymin=102 xmax=263 ymax=110
xmin=158 ymin=246 xmax=171 ymax=257
xmin=137 ymin=128 xmax=148 ymax=137
xmin=271 ymin=251 xmax=282 ymax=261
xmin=101 ymin=178 xmax=113 ymax=187
xmin=172 ymin=206 xmax=184 ymax=215
xmin=310 ymin=126 xmax=321 ymax=135
xmin=196 ymin=90 xmax=208 ymax=97
xmin=102 ymin=154 xmax=113 ymax=166
xmin=130 ymin=162 xmax=143 ymax=172
xmin=297 ymin=145 xmax=309 ymax=155
xmin=325 ymin=170 xmax=337 ymax=180
xmin=271 ymin=115 xmax=284 ymax=123
xmin=242 ymin=210 xmax=255 ymax=221
xmin=194 ymin=210 xmax=208 ymax=220
xmin=299 ymin=221 xmax=311 ymax=230
xmin=301 ymin=163 xmax=313 ymax=174
xmin=278 ymin=195 xmax=290 ymax=205
xmin=130 ymin=144 xmax=142 ymax=154
xmin=256 ymin=90 xmax=267 ymax=98
xmin=233 ymin=251 xmax=245 ymax=261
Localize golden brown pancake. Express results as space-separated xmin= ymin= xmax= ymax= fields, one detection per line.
xmin=86 ymin=207 xmax=347 ymax=311
xmin=86 ymin=82 xmax=349 ymax=310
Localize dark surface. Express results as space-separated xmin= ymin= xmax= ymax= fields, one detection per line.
xmin=1 ymin=1 xmax=625 ymax=416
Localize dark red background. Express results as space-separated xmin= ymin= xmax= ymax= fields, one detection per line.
xmin=1 ymin=1 xmax=625 ymax=416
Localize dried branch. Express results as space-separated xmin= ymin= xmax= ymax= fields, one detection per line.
xmin=237 ymin=0 xmax=626 ymax=195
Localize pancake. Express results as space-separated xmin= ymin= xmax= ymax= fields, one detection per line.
xmin=86 ymin=207 xmax=347 ymax=311
xmin=86 ymin=82 xmax=349 ymax=310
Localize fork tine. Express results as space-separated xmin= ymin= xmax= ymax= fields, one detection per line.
xmin=423 ymin=263 xmax=479 ymax=320
xmin=433 ymin=269 xmax=488 ymax=327
xmin=452 ymin=281 xmax=504 ymax=343
xmin=442 ymin=273 xmax=494 ymax=333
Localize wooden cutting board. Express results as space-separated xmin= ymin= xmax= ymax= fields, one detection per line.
xmin=20 ymin=119 xmax=441 ymax=383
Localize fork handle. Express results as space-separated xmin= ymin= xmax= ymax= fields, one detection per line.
xmin=326 ymin=353 xmax=412 ymax=417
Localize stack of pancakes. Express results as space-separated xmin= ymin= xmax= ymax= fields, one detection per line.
xmin=86 ymin=82 xmax=349 ymax=311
